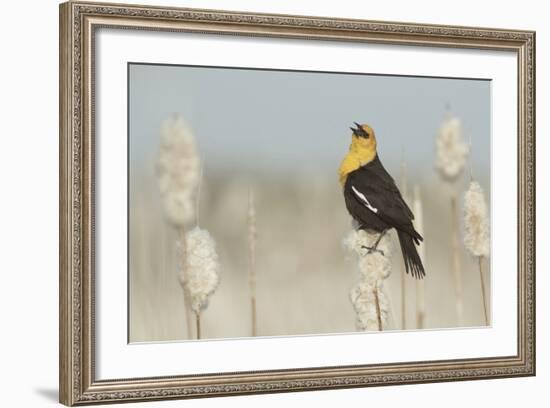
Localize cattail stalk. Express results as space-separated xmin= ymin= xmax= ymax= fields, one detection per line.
xmin=179 ymin=227 xmax=221 ymax=340
xmin=344 ymin=230 xmax=392 ymax=331
xmin=400 ymin=261 xmax=406 ymax=329
xmin=435 ymin=114 xmax=469 ymax=182
xmin=156 ymin=115 xmax=201 ymax=227
xmin=451 ymin=194 xmax=464 ymax=326
xmin=435 ymin=113 xmax=469 ymax=326
xmin=373 ymin=286 xmax=383 ymax=331
xmin=463 ymin=181 xmax=490 ymax=326
xmin=412 ymin=186 xmax=426 ymax=329
xmin=195 ymin=312 xmax=201 ymax=340
xmin=247 ymin=190 xmax=258 ymax=336
xmin=156 ymin=115 xmax=201 ymax=338
xmin=399 ymin=155 xmax=408 ymax=330
xmin=416 ymin=278 xmax=426 ymax=329
xmin=195 ymin=164 xmax=203 ymax=226
xmin=478 ymin=257 xmax=488 ymax=325
xmin=176 ymin=229 xmax=194 ymax=338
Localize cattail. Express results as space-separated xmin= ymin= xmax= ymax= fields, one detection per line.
xmin=450 ymin=195 xmax=464 ymax=326
xmin=435 ymin=113 xmax=469 ymax=326
xmin=178 ymin=227 xmax=220 ymax=339
xmin=412 ymin=185 xmax=426 ymax=329
xmin=350 ymin=282 xmax=390 ymax=331
xmin=464 ymin=181 xmax=490 ymax=258
xmin=156 ymin=115 xmax=201 ymax=227
xmin=435 ymin=115 xmax=469 ymax=182
xmin=399 ymin=154 xmax=409 ymax=330
xmin=344 ymin=229 xmax=392 ymax=331
xmin=156 ymin=115 xmax=200 ymax=338
xmin=247 ymin=190 xmax=258 ymax=336
xmin=463 ymin=181 xmax=490 ymax=325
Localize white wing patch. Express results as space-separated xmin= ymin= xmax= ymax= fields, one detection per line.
xmin=351 ymin=185 xmax=378 ymax=213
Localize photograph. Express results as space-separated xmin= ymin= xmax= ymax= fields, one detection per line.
xmin=58 ymin=2 xmax=535 ymax=404
xmin=128 ymin=63 xmax=492 ymax=342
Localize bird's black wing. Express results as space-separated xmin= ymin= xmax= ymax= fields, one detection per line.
xmin=346 ymin=155 xmax=418 ymax=237
xmin=362 ymin=155 xmax=414 ymax=219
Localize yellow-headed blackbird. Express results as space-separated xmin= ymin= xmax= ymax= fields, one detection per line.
xmin=339 ymin=122 xmax=425 ymax=278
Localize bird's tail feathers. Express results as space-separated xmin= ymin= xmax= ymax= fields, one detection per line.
xmin=411 ymin=228 xmax=423 ymax=245
xmin=397 ymin=230 xmax=425 ymax=279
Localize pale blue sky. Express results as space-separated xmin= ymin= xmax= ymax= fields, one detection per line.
xmin=129 ymin=63 xmax=490 ymax=184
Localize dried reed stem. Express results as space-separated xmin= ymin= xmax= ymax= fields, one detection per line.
xmin=250 ymin=295 xmax=257 ymax=337
xmin=463 ymin=180 xmax=490 ymax=326
xmin=400 ymin=267 xmax=406 ymax=330
xmin=247 ymin=189 xmax=258 ymax=336
xmin=177 ymin=228 xmax=194 ymax=338
xmin=413 ymin=186 xmax=426 ymax=329
xmin=195 ymin=312 xmax=201 ymax=340
xmin=435 ymin=112 xmax=468 ymax=327
xmin=195 ymin=164 xmax=203 ymax=226
xmin=374 ymin=285 xmax=382 ymax=331
xmin=399 ymin=155 xmax=408 ymax=330
xmin=450 ymin=195 xmax=464 ymax=326
xmin=478 ymin=256 xmax=489 ymax=325
xmin=416 ymin=280 xmax=426 ymax=329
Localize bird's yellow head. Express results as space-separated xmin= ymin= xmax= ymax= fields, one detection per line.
xmin=338 ymin=122 xmax=378 ymax=186
xmin=349 ymin=122 xmax=377 ymax=154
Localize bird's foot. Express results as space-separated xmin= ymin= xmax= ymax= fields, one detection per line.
xmin=361 ymin=245 xmax=385 ymax=257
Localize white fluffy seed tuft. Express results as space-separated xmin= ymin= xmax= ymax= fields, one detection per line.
xmin=463 ymin=181 xmax=490 ymax=257
xmin=435 ymin=115 xmax=469 ymax=181
xmin=350 ymin=282 xmax=390 ymax=331
xmin=178 ymin=227 xmax=220 ymax=313
xmin=156 ymin=115 xmax=201 ymax=227
xmin=344 ymin=229 xmax=392 ymax=330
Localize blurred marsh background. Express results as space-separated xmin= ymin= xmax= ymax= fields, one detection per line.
xmin=129 ymin=63 xmax=491 ymax=342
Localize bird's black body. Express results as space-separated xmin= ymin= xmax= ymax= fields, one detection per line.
xmin=344 ymin=155 xmax=425 ymax=278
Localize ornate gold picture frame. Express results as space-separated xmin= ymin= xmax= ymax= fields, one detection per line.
xmin=59 ymin=1 xmax=535 ymax=405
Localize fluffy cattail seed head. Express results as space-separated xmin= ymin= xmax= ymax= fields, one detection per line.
xmin=350 ymin=282 xmax=389 ymax=331
xmin=463 ymin=181 xmax=490 ymax=257
xmin=248 ymin=190 xmax=257 ymax=289
xmin=435 ymin=115 xmax=469 ymax=181
xmin=156 ymin=115 xmax=200 ymax=227
xmin=344 ymin=229 xmax=392 ymax=330
xmin=343 ymin=229 xmax=392 ymax=284
xmin=178 ymin=227 xmax=220 ymax=313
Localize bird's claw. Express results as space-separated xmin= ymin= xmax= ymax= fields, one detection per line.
xmin=361 ymin=245 xmax=385 ymax=257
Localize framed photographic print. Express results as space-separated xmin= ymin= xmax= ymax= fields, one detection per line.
xmin=59 ymin=1 xmax=535 ymax=405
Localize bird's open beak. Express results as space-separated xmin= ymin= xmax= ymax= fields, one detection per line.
xmin=350 ymin=122 xmax=362 ymax=135
xmin=350 ymin=122 xmax=366 ymax=137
